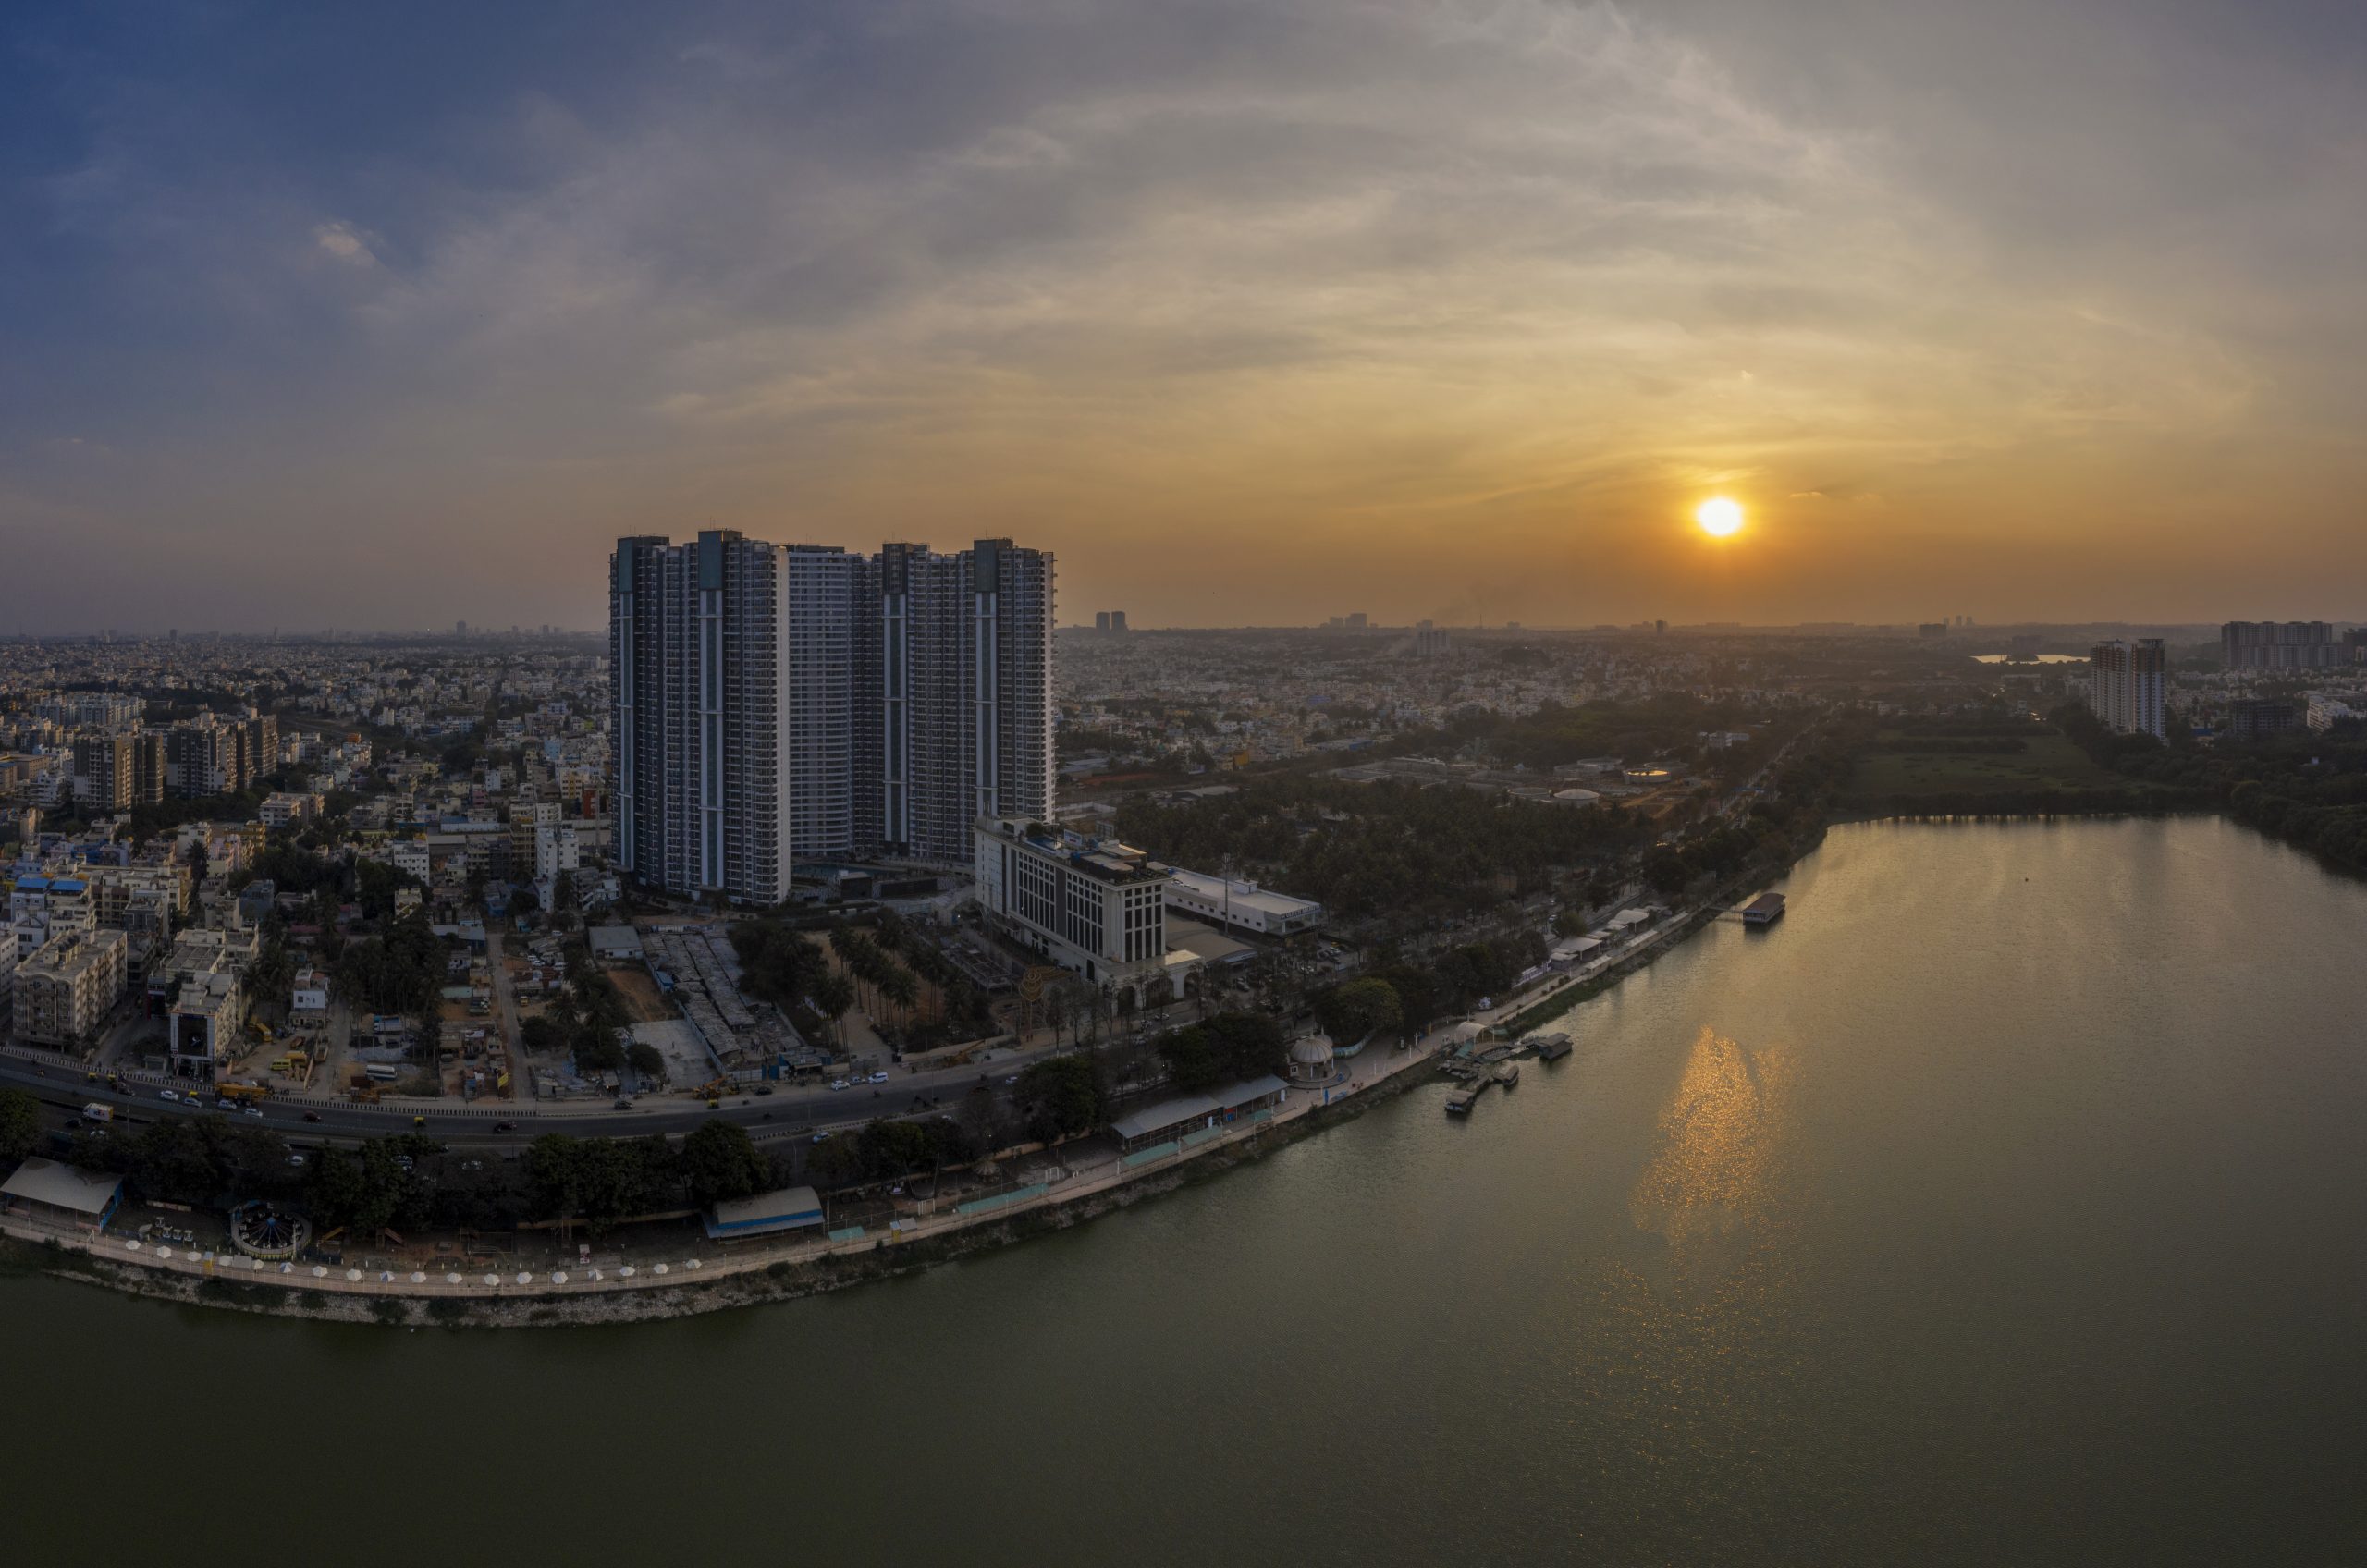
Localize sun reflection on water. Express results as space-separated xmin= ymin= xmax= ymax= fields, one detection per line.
xmin=1626 ymin=1026 xmax=1797 ymax=1292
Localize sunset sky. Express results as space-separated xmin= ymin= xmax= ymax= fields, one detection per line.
xmin=6 ymin=0 xmax=2365 ymax=633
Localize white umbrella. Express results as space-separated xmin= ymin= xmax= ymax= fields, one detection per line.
xmin=346 ymin=1269 xmax=362 ymax=1282
xmin=586 ymin=1269 xmax=602 ymax=1281
xmin=551 ymin=1271 xmax=568 ymax=1285
xmin=618 ymin=1266 xmax=636 ymax=1279
xmin=279 ymin=1262 xmax=294 ymax=1274
xmin=250 ymin=1257 xmax=265 ymax=1271
xmin=410 ymin=1271 xmax=426 ymax=1284
xmin=651 ymin=1262 xmax=669 ymax=1276
xmin=483 ymin=1273 xmax=500 ymax=1287
xmin=515 ymin=1270 xmax=533 ymax=1285
xmin=380 ymin=1271 xmax=395 ymax=1283
xmin=312 ymin=1266 xmax=327 ymax=1278
xmin=684 ymin=1259 xmax=702 ymax=1270
xmin=446 ymin=1272 xmax=463 ymax=1285
xmin=156 ymin=1247 xmax=173 ymax=1259
xmin=124 ymin=1241 xmax=141 ymax=1252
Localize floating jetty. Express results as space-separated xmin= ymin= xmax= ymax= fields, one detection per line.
xmin=1526 ymin=1032 xmax=1574 ymax=1062
xmin=1742 ymin=891 xmax=1786 ymax=927
xmin=1445 ymin=1061 xmax=1521 ymax=1114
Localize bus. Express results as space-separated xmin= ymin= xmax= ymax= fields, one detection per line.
xmin=217 ymin=1083 xmax=271 ymax=1105
xmin=363 ymin=1062 xmax=400 ymax=1084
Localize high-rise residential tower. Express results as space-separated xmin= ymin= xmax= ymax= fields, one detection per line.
xmin=2090 ymin=638 xmax=2167 ymax=740
xmin=611 ymin=531 xmax=1045 ymax=901
xmin=864 ymin=539 xmax=1055 ymax=864
xmin=610 ymin=531 xmax=860 ymax=905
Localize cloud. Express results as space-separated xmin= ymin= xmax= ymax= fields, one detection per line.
xmin=312 ymin=221 xmax=376 ymax=265
xmin=3 ymin=0 xmax=2365 ymax=631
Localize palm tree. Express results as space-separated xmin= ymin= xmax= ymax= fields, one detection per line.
xmin=879 ymin=968 xmax=919 ymax=1028
xmin=813 ymin=971 xmax=855 ymax=1049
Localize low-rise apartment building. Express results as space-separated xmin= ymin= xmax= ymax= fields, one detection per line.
xmin=14 ymin=927 xmax=128 ymax=1049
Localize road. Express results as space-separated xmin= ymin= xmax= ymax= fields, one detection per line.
xmin=482 ymin=925 xmax=523 ymax=1077
xmin=0 ymin=1036 xmax=1068 ymax=1151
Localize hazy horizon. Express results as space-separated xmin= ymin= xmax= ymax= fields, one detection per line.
xmin=7 ymin=0 xmax=2367 ymax=633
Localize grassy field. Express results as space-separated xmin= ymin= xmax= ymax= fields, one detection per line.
xmin=1842 ymin=731 xmax=2128 ymax=806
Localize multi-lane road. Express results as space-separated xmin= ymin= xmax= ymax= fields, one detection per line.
xmin=0 ymin=1047 xmax=1032 ymax=1151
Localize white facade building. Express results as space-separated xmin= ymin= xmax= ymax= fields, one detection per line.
xmin=1162 ymin=866 xmax=1325 ymax=937
xmin=975 ymin=818 xmax=1172 ymax=1005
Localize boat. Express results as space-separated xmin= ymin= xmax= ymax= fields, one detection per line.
xmin=1536 ymin=1037 xmax=1573 ymax=1062
xmin=1496 ymin=1064 xmax=1519 ymax=1088
xmin=1445 ymin=1087 xmax=1478 ymax=1115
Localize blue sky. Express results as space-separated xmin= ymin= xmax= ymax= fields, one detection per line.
xmin=6 ymin=0 xmax=2367 ymax=631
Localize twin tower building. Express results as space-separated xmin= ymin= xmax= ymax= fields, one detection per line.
xmin=609 ymin=532 xmax=1055 ymax=904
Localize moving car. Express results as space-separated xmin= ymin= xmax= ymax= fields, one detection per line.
xmin=493 ymin=1120 xmax=516 ymax=1133
xmin=302 ymin=1110 xmax=322 ymax=1122
xmin=867 ymin=1072 xmax=889 ymax=1084
xmin=158 ymin=1089 xmax=179 ymax=1102
xmin=829 ymin=1079 xmax=849 ymax=1091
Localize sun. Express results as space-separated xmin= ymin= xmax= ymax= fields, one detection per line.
xmin=1696 ymin=497 xmax=1745 ymax=538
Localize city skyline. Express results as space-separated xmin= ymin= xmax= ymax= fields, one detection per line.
xmin=9 ymin=0 xmax=2367 ymax=634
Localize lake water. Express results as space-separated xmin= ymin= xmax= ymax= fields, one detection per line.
xmin=9 ymin=816 xmax=2366 ymax=1565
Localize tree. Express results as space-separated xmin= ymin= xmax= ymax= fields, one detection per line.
xmin=813 ymin=971 xmax=855 ymax=1047
xmin=1014 ymin=1056 xmax=1105 ymax=1142
xmin=1316 ymin=977 xmax=1402 ymax=1045
xmin=0 ymin=1088 xmax=39 ymax=1161
xmin=681 ymin=1119 xmax=768 ymax=1207
xmin=626 ymin=1041 xmax=666 ymax=1081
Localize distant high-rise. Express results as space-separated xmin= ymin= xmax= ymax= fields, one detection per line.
xmin=2091 ymin=638 xmax=2166 ymax=740
xmin=612 ymin=532 xmax=1053 ymax=900
xmin=2222 ymin=620 xmax=2338 ymax=669
xmin=1345 ymin=611 xmax=1368 ymax=630
xmin=1110 ymin=609 xmax=1127 ymax=633
xmin=456 ymin=619 xmax=468 ymax=636
xmin=71 ymin=735 xmax=134 ymax=812
xmin=1095 ymin=611 xmax=1110 ymax=632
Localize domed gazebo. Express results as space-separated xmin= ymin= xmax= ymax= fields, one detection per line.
xmin=1287 ymin=1032 xmax=1341 ymax=1087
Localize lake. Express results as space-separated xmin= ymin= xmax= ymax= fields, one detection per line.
xmin=8 ymin=816 xmax=2365 ymax=1565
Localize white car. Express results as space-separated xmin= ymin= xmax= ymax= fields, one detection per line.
xmin=159 ymin=1089 xmax=179 ymax=1102
xmin=867 ymin=1072 xmax=888 ymax=1084
xmin=829 ymin=1078 xmax=849 ymax=1091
